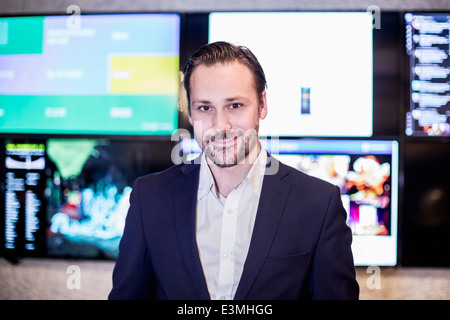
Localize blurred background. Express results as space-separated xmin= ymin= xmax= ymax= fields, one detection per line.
xmin=0 ymin=0 xmax=449 ymax=300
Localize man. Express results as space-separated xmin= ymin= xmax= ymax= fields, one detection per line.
xmin=109 ymin=41 xmax=359 ymax=300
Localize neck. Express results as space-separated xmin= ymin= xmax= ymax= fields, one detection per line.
xmin=207 ymin=142 xmax=260 ymax=198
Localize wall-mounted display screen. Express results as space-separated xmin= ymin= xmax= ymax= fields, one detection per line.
xmin=1 ymin=137 xmax=174 ymax=260
xmin=182 ymin=138 xmax=399 ymax=266
xmin=405 ymin=12 xmax=450 ymax=137
xmin=0 ymin=13 xmax=180 ymax=135
xmin=1 ymin=140 xmax=47 ymax=257
xmin=209 ymin=12 xmax=373 ymax=138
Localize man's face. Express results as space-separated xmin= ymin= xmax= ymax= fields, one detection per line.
xmin=188 ymin=61 xmax=267 ymax=168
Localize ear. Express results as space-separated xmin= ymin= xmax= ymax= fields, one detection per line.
xmin=259 ymin=91 xmax=268 ymax=120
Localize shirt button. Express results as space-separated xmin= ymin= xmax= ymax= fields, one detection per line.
xmin=227 ymin=209 xmax=233 ymax=215
xmin=220 ymin=296 xmax=226 ymax=300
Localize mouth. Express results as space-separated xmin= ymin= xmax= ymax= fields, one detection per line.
xmin=210 ymin=135 xmax=237 ymax=146
xmin=207 ymin=131 xmax=239 ymax=146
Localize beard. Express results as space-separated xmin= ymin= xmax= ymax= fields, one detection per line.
xmin=197 ymin=127 xmax=259 ymax=168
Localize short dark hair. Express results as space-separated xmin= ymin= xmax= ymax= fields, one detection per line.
xmin=183 ymin=41 xmax=267 ymax=115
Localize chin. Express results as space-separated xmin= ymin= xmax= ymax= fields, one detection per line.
xmin=205 ymin=145 xmax=247 ymax=168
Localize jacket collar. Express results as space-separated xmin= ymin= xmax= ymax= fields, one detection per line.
xmin=173 ymin=162 xmax=210 ymax=299
xmin=234 ymin=156 xmax=290 ymax=299
xmin=174 ymin=155 xmax=290 ymax=300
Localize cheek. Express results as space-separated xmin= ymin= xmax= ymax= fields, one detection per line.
xmin=237 ymin=113 xmax=260 ymax=131
xmin=191 ymin=119 xmax=212 ymax=140
xmin=227 ymin=110 xmax=255 ymax=128
xmin=190 ymin=116 xmax=205 ymax=131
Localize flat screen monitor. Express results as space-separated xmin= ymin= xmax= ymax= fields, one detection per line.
xmin=209 ymin=12 xmax=373 ymax=138
xmin=181 ymin=138 xmax=399 ymax=266
xmin=1 ymin=137 xmax=174 ymax=260
xmin=0 ymin=13 xmax=180 ymax=135
xmin=1 ymin=140 xmax=47 ymax=258
xmin=404 ymin=12 xmax=450 ymax=137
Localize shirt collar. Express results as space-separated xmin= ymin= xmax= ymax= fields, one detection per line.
xmin=197 ymin=143 xmax=267 ymax=201
xmin=246 ymin=145 xmax=267 ymax=195
xmin=198 ymin=153 xmax=215 ymax=201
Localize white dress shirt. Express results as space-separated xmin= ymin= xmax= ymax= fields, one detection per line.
xmin=195 ymin=147 xmax=267 ymax=300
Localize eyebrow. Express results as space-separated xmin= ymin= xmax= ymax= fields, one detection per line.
xmin=192 ymin=96 xmax=247 ymax=104
xmin=191 ymin=99 xmax=212 ymax=105
xmin=191 ymin=96 xmax=249 ymax=106
xmin=225 ymin=96 xmax=248 ymax=102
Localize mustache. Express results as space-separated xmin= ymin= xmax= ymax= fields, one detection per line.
xmin=205 ymin=129 xmax=245 ymax=142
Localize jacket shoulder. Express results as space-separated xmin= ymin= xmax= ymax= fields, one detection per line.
xmin=134 ymin=162 xmax=199 ymax=189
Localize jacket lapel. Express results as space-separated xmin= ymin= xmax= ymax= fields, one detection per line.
xmin=173 ymin=163 xmax=211 ymax=300
xmin=234 ymin=157 xmax=291 ymax=300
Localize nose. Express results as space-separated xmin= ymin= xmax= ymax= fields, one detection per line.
xmin=213 ymin=109 xmax=232 ymax=131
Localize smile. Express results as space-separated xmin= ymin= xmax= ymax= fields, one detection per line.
xmin=209 ymin=136 xmax=238 ymax=147
xmin=213 ymin=136 xmax=236 ymax=143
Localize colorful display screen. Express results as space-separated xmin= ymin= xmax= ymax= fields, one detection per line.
xmin=0 ymin=14 xmax=180 ymax=135
xmin=405 ymin=12 xmax=450 ymax=137
xmin=209 ymin=12 xmax=373 ymax=137
xmin=182 ymin=138 xmax=399 ymax=266
xmin=0 ymin=137 xmax=174 ymax=260
xmin=45 ymin=139 xmax=130 ymax=259
xmin=43 ymin=138 xmax=173 ymax=259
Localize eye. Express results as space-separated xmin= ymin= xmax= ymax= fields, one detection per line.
xmin=229 ymin=103 xmax=242 ymax=110
xmin=198 ymin=105 xmax=211 ymax=112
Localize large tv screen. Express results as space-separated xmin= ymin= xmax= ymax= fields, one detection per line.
xmin=404 ymin=12 xmax=450 ymax=137
xmin=181 ymin=138 xmax=399 ymax=266
xmin=0 ymin=13 xmax=180 ymax=135
xmin=209 ymin=12 xmax=373 ymax=138
xmin=0 ymin=137 xmax=174 ymax=260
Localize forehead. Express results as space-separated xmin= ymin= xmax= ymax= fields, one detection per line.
xmin=190 ymin=61 xmax=256 ymax=98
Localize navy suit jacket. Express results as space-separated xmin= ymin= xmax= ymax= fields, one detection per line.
xmin=109 ymin=155 xmax=359 ymax=300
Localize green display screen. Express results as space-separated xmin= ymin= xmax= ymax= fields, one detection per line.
xmin=0 ymin=14 xmax=180 ymax=135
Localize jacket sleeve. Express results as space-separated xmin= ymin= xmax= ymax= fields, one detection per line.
xmin=108 ymin=177 xmax=155 ymax=300
xmin=308 ymin=185 xmax=360 ymax=300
